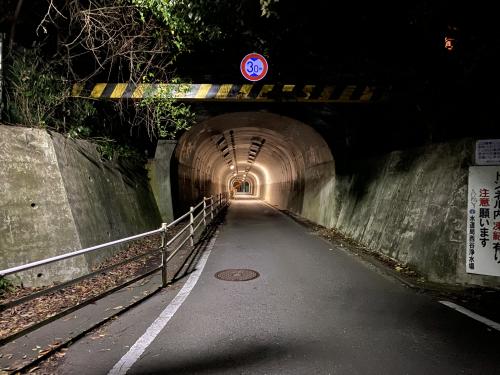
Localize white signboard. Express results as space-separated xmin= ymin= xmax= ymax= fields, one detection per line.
xmin=467 ymin=166 xmax=500 ymax=276
xmin=476 ymin=139 xmax=500 ymax=165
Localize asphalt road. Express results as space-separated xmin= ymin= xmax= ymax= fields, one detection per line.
xmin=57 ymin=199 xmax=500 ymax=374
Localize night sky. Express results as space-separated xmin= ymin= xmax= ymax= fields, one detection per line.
xmin=176 ymin=1 xmax=500 ymax=87
xmin=2 ymin=0 xmax=500 ymax=148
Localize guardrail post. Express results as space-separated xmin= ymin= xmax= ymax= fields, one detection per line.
xmin=203 ymin=197 xmax=207 ymax=227
xmin=210 ymin=196 xmax=214 ymax=220
xmin=189 ymin=206 xmax=194 ymax=246
xmin=161 ymin=223 xmax=168 ymax=288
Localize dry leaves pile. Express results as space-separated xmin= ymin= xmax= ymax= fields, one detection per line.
xmin=0 ymin=236 xmax=162 ymax=340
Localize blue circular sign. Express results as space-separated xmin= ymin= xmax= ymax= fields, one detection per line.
xmin=240 ymin=53 xmax=268 ymax=81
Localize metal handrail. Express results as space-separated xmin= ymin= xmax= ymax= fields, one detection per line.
xmin=0 ymin=192 xmax=229 ymax=344
xmin=1 ymin=247 xmax=159 ymax=310
xmin=193 ymin=209 xmax=205 ymax=223
xmin=193 ymin=218 xmax=204 ymax=233
xmin=166 ymin=222 xmax=191 ymax=247
xmin=193 ymin=200 xmax=204 ymax=211
xmin=166 ymin=233 xmax=192 ymax=263
xmin=166 ymin=210 xmax=191 ymax=229
xmin=0 ymin=227 xmax=164 ymax=277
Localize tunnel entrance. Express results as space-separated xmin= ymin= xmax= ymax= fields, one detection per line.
xmin=173 ymin=112 xmax=334 ymax=217
xmin=237 ymin=181 xmax=250 ymax=193
xmin=230 ymin=174 xmax=255 ymax=196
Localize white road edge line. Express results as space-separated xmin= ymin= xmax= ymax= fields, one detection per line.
xmin=108 ymin=233 xmax=219 ymax=375
xmin=439 ymin=300 xmax=500 ymax=332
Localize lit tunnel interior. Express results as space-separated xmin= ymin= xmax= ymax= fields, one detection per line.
xmin=173 ymin=112 xmax=336 ymax=219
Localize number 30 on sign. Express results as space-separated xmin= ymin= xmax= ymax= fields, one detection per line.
xmin=240 ymin=53 xmax=268 ymax=82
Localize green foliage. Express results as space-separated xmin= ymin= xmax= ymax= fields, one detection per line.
xmin=5 ymin=48 xmax=66 ymax=128
xmin=66 ymin=100 xmax=97 ymax=137
xmin=260 ymin=0 xmax=280 ymax=18
xmin=4 ymin=47 xmax=96 ymax=133
xmin=130 ymin=0 xmax=222 ymax=53
xmin=137 ymin=79 xmax=195 ymax=139
xmin=95 ymin=138 xmax=144 ymax=162
xmin=0 ymin=276 xmax=13 ymax=295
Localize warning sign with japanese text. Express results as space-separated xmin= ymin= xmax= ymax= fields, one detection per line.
xmin=467 ymin=166 xmax=500 ymax=276
xmin=475 ymin=139 xmax=500 ymax=165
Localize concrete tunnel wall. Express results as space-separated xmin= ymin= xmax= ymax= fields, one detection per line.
xmin=172 ymin=112 xmax=499 ymax=287
xmin=174 ymin=112 xmax=334 ymax=215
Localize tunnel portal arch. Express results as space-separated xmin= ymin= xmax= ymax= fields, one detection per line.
xmin=173 ymin=112 xmax=335 ymax=217
xmin=229 ymin=174 xmax=255 ymax=195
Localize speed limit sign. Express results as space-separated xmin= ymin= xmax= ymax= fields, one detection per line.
xmin=240 ymin=53 xmax=268 ymax=81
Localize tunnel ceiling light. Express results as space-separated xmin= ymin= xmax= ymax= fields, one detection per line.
xmin=245 ymin=137 xmax=265 ymax=176
xmin=216 ymin=137 xmax=226 ymax=146
xmin=213 ymin=134 xmax=238 ymax=175
xmin=228 ymin=130 xmax=238 ymax=175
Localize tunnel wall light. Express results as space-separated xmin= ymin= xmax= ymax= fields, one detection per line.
xmin=213 ymin=133 xmax=238 ymax=173
xmin=245 ymin=137 xmax=265 ymax=174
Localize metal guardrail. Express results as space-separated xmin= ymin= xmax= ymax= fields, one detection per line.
xmin=0 ymin=193 xmax=229 ymax=344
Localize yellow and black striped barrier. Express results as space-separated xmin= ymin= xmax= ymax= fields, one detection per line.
xmin=71 ymin=83 xmax=386 ymax=102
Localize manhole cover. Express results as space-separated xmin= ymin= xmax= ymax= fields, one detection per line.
xmin=214 ymin=269 xmax=260 ymax=281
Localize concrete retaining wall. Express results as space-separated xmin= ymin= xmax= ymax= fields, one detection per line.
xmin=0 ymin=126 xmax=88 ymax=286
xmin=147 ymin=140 xmax=177 ymax=223
xmin=0 ymin=125 xmax=161 ymax=285
xmin=295 ymin=138 xmax=498 ymax=287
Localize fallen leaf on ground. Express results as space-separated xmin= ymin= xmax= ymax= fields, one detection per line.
xmin=39 ymin=349 xmax=51 ymax=356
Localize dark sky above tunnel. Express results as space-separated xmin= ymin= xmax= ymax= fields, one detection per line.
xmin=176 ymin=1 xmax=500 ymax=150
xmin=3 ymin=0 xmax=498 ymax=90
xmin=176 ymin=1 xmax=499 ymax=90
xmin=3 ymin=0 xmax=499 ymax=148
